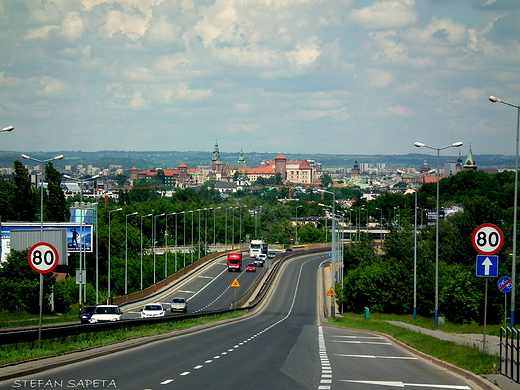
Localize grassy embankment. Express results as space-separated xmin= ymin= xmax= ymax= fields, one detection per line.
xmin=328 ymin=313 xmax=501 ymax=376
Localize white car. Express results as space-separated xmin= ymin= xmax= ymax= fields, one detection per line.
xmin=141 ymin=303 xmax=165 ymax=318
xmin=254 ymin=253 xmax=267 ymax=267
xmin=88 ymin=305 xmax=123 ymax=323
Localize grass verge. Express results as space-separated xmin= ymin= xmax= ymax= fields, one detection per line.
xmin=328 ymin=313 xmax=500 ymax=376
xmin=0 ymin=312 xmax=80 ymax=328
xmin=0 ymin=311 xmax=246 ymax=366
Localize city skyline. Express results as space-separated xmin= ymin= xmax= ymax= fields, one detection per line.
xmin=1 ymin=1 xmax=519 ymax=156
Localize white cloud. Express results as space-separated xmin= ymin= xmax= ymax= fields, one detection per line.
xmin=347 ymin=0 xmax=418 ymax=30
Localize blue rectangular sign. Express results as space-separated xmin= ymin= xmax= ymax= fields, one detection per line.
xmin=476 ymin=255 xmax=499 ymax=277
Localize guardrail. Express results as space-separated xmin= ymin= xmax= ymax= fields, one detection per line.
xmin=1 ymin=245 xmax=331 ymax=346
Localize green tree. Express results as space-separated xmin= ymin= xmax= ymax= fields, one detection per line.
xmin=45 ymin=162 xmax=69 ymax=222
xmin=13 ymin=160 xmax=37 ymax=221
xmin=0 ymin=249 xmax=56 ymax=313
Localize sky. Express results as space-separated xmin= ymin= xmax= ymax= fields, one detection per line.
xmin=1 ymin=0 xmax=519 ymax=157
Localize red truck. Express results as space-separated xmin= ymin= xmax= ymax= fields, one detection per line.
xmin=227 ymin=253 xmax=243 ymax=272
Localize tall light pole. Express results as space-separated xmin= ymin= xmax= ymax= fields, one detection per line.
xmin=165 ymin=212 xmax=177 ymax=276
xmin=1 ymin=126 xmax=14 ymax=132
xmin=490 ymin=95 xmax=520 ymax=327
xmin=180 ymin=211 xmax=186 ymax=267
xmin=107 ymin=207 xmax=122 ymax=299
xmin=21 ymin=153 xmax=63 ymax=348
xmin=319 ymin=190 xmax=336 ymax=319
xmin=375 ymin=208 xmax=383 ymax=244
xmin=295 ymin=205 xmax=302 ymax=245
xmin=415 ymin=140 xmax=463 ymax=326
xmin=140 ymin=213 xmax=152 ymax=289
xmin=213 ymin=207 xmax=221 ymax=251
xmin=125 ymin=212 xmax=138 ymax=295
xmin=153 ymin=213 xmax=165 ymax=283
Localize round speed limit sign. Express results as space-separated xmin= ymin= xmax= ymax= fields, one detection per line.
xmin=472 ymin=224 xmax=504 ymax=255
xmin=27 ymin=242 xmax=59 ymax=274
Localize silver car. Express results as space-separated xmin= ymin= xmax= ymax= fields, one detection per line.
xmin=170 ymin=297 xmax=187 ymax=313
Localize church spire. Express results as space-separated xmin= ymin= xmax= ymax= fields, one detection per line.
xmin=212 ymin=140 xmax=220 ymax=162
xmin=463 ymin=144 xmax=477 ymax=171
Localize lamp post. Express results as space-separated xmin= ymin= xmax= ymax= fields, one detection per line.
xmin=107 ymin=207 xmax=122 ymax=299
xmin=319 ymin=190 xmax=336 ymax=319
xmin=165 ymin=212 xmax=178 ymax=276
xmin=414 ymin=140 xmax=463 ymax=326
xmin=213 ymin=207 xmax=220 ymax=251
xmin=375 ymin=208 xmax=383 ymax=244
xmin=489 ymin=95 xmax=520 ymax=327
xmin=125 ymin=212 xmax=138 ymax=295
xmin=180 ymin=211 xmax=186 ymax=267
xmin=140 ymin=213 xmax=152 ymax=290
xmin=295 ymin=205 xmax=302 ymax=245
xmin=153 ymin=213 xmax=165 ymax=283
xmin=1 ymin=126 xmax=14 ymax=132
xmin=21 ymin=153 xmax=63 ymax=348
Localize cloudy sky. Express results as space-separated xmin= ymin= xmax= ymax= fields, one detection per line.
xmin=1 ymin=0 xmax=519 ymax=157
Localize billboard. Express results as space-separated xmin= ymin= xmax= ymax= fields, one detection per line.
xmin=1 ymin=222 xmax=93 ymax=263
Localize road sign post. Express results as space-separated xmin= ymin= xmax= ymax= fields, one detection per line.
xmin=472 ymin=224 xmax=504 ymax=353
xmin=472 ymin=224 xmax=504 ymax=255
xmin=28 ymin=242 xmax=59 ymax=349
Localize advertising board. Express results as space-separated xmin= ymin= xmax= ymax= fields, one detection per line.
xmin=1 ymin=222 xmax=92 ymax=263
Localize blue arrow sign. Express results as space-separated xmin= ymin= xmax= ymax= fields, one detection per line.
xmin=476 ymin=255 xmax=499 ymax=277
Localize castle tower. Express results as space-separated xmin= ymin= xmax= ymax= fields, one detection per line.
xmin=274 ymin=154 xmax=287 ymax=180
xmin=464 ymin=145 xmax=477 ymax=171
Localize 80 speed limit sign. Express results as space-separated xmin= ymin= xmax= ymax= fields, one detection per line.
xmin=472 ymin=224 xmax=504 ymax=255
xmin=27 ymin=242 xmax=59 ymax=274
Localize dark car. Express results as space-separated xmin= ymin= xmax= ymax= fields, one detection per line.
xmin=285 ymin=248 xmax=293 ymax=252
xmin=80 ymin=306 xmax=97 ymax=324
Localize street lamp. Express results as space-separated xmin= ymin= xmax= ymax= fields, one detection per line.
xmin=489 ymin=95 xmax=520 ymax=327
xmin=125 ymin=212 xmax=138 ymax=294
xmin=1 ymin=126 xmax=14 ymax=132
xmin=21 ymin=153 xmax=63 ymax=348
xmin=415 ymin=140 xmax=463 ymax=326
xmin=319 ymin=189 xmax=336 ymax=319
xmin=375 ymin=208 xmax=383 ymax=244
xmin=213 ymin=207 xmax=221 ymax=251
xmin=165 ymin=212 xmax=178 ymax=276
xmin=295 ymin=205 xmax=302 ymax=245
xmin=107 ymin=207 xmax=122 ymax=299
xmin=140 ymin=213 xmax=152 ymax=289
xmin=153 ymin=213 xmax=165 ymax=283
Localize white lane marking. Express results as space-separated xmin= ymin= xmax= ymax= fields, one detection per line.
xmin=333 ymin=335 xmax=383 ymax=339
xmin=180 ymin=372 xmax=190 ymax=376
xmin=331 ymin=340 xmax=391 ymax=345
xmin=198 ymin=275 xmax=213 ymax=279
xmin=177 ymin=290 xmax=195 ymax=294
xmin=335 ymin=354 xmax=418 ymax=360
xmin=160 ymin=379 xmax=174 ymax=384
xmin=341 ymin=380 xmax=471 ymax=389
xmin=318 ymin=326 xmax=332 ymax=390
xmin=194 ymin=365 xmax=203 ymax=369
xmin=205 ymin=360 xmax=212 ymax=363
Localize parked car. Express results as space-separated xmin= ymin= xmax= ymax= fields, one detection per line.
xmin=80 ymin=305 xmax=97 ymax=324
xmin=246 ymin=263 xmax=256 ymax=272
xmin=141 ymin=303 xmax=165 ymax=318
xmin=170 ymin=297 xmax=187 ymax=313
xmin=83 ymin=305 xmax=123 ymax=324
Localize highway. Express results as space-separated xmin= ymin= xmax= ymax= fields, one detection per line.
xmin=124 ymin=253 xmax=262 ymax=318
xmin=0 ymin=252 xmax=477 ymax=390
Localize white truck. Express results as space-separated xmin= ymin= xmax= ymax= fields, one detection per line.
xmin=249 ymin=239 xmax=268 ymax=258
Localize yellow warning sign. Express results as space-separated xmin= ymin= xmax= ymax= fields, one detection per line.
xmin=230 ymin=278 xmax=241 ymax=288
xmin=327 ymin=287 xmax=336 ymax=296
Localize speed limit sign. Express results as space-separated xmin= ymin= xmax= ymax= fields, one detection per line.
xmin=472 ymin=224 xmax=504 ymax=255
xmin=27 ymin=242 xmax=59 ymax=274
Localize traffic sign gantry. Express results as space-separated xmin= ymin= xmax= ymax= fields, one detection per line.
xmin=472 ymin=224 xmax=504 ymax=255
xmin=27 ymin=242 xmax=59 ymax=274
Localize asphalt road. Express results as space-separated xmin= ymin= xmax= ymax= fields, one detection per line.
xmin=0 ymin=252 xmax=481 ymax=390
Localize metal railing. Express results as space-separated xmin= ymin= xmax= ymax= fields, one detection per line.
xmin=501 ymin=327 xmax=520 ymax=383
